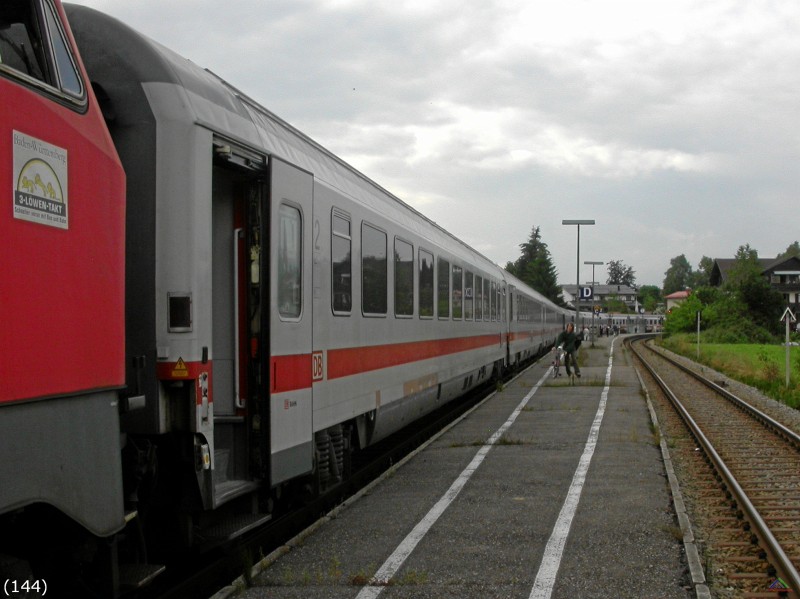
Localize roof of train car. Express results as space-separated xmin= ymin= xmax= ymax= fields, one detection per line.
xmin=65 ymin=4 xmax=562 ymax=310
xmin=65 ymin=6 xmax=499 ymax=270
xmin=502 ymin=269 xmax=562 ymax=307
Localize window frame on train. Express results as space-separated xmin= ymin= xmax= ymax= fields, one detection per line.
xmin=331 ymin=208 xmax=352 ymax=316
xmin=437 ymin=256 xmax=450 ymax=320
xmin=464 ymin=270 xmax=474 ymax=321
xmin=475 ymin=274 xmax=483 ymax=320
xmin=361 ymin=221 xmax=387 ymax=317
xmin=419 ymin=248 xmax=434 ymax=319
xmin=277 ymin=203 xmax=303 ymax=320
xmin=394 ymin=236 xmax=414 ymax=318
xmin=452 ymin=263 xmax=463 ymax=320
xmin=0 ymin=0 xmax=87 ymax=106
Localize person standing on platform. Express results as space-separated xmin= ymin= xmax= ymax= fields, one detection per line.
xmin=556 ymin=322 xmax=582 ymax=378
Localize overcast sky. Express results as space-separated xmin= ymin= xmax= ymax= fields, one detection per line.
xmin=69 ymin=0 xmax=800 ymax=286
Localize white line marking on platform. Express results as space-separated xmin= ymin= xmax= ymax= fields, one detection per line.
xmin=355 ymin=367 xmax=553 ymax=599
xmin=529 ymin=337 xmax=617 ymax=599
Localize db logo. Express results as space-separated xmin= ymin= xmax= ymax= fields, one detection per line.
xmin=311 ymin=351 xmax=324 ymax=382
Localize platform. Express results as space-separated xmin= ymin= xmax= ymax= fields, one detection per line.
xmin=219 ymin=334 xmax=705 ymax=599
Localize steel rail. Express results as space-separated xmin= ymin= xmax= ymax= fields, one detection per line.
xmin=628 ymin=337 xmax=800 ymax=594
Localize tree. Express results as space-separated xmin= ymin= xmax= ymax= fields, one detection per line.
xmin=663 ymin=254 xmax=692 ymax=294
xmin=777 ymin=241 xmax=800 ymax=260
xmin=606 ymin=259 xmax=636 ymax=286
xmin=688 ymin=256 xmax=713 ymax=289
xmin=665 ymin=245 xmax=785 ymax=343
xmin=725 ymin=244 xmax=761 ymax=290
xmin=739 ymin=275 xmax=784 ymax=332
xmin=725 ymin=244 xmax=783 ymax=333
xmin=638 ymin=285 xmax=662 ymax=312
xmin=663 ymin=293 xmax=703 ymax=334
xmin=506 ymin=226 xmax=563 ymax=305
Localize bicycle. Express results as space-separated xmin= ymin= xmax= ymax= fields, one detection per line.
xmin=551 ymin=345 xmax=565 ymax=378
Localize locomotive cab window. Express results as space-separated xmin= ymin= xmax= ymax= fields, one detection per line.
xmin=0 ymin=0 xmax=85 ymax=100
xmin=42 ymin=0 xmax=81 ymax=95
xmin=332 ymin=210 xmax=352 ymax=315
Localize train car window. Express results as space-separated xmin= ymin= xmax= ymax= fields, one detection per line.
xmin=41 ymin=0 xmax=82 ymax=96
xmin=487 ymin=281 xmax=497 ymax=320
xmin=464 ymin=271 xmax=474 ymax=320
xmin=331 ymin=210 xmax=352 ymax=315
xmin=452 ymin=265 xmax=463 ymax=320
xmin=168 ymin=293 xmax=192 ymax=332
xmin=482 ymin=278 xmax=490 ymax=320
xmin=394 ymin=238 xmax=413 ymax=317
xmin=419 ymin=249 xmax=434 ymax=318
xmin=278 ymin=204 xmax=302 ymax=318
xmin=437 ymin=258 xmax=450 ymax=319
xmin=499 ymin=284 xmax=504 ymax=321
xmin=475 ymin=275 xmax=483 ymax=320
xmin=362 ymin=223 xmax=387 ymax=315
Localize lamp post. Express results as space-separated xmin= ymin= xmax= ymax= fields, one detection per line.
xmin=562 ymin=219 xmax=595 ymax=328
xmin=584 ymin=260 xmax=604 ymax=346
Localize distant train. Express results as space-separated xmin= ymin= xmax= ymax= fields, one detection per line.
xmin=603 ymin=314 xmax=664 ymax=334
xmin=1 ymin=2 xmax=578 ymax=595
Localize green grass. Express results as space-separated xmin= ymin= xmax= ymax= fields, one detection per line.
xmin=658 ymin=334 xmax=800 ymax=408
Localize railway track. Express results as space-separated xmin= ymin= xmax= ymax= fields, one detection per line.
xmin=628 ymin=336 xmax=800 ymax=597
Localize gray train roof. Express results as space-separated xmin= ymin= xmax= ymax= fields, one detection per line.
xmin=65 ymin=4 xmax=554 ymax=305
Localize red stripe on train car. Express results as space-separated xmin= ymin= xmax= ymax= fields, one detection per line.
xmin=271 ymin=354 xmax=313 ymax=393
xmin=327 ymin=333 xmax=501 ymax=380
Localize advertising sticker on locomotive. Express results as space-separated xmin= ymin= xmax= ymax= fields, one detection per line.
xmin=12 ymin=130 xmax=68 ymax=229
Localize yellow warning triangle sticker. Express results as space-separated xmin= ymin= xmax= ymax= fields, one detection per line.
xmin=172 ymin=357 xmax=189 ymax=377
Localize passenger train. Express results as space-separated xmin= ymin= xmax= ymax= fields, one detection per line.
xmin=1 ymin=1 xmax=577 ymax=594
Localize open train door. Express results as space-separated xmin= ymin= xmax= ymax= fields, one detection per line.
xmin=268 ymin=158 xmax=314 ymax=485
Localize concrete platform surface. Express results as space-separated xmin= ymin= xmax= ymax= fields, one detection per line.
xmin=221 ymin=334 xmax=698 ymax=599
